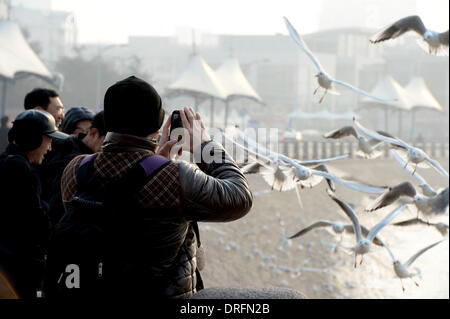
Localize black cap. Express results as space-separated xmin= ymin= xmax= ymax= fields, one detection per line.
xmin=14 ymin=110 xmax=69 ymax=140
xmin=61 ymin=106 xmax=95 ymax=134
xmin=104 ymin=76 xmax=165 ymax=137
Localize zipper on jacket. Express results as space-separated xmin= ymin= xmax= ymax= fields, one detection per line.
xmin=98 ymin=262 xmax=103 ymax=278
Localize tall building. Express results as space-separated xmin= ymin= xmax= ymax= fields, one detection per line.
xmin=10 ymin=2 xmax=77 ymax=65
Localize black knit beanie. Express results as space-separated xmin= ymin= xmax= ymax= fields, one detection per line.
xmin=104 ymin=76 xmax=165 ymax=137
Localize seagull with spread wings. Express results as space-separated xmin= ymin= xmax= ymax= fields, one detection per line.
xmin=354 ymin=117 xmax=449 ymax=179
xmin=289 ymin=220 xmax=384 ymax=246
xmin=229 ymin=128 xmax=388 ymax=195
xmin=381 ymin=239 xmax=445 ymax=291
xmin=365 ymin=181 xmax=449 ymax=218
xmin=391 ymin=149 xmax=440 ymax=197
xmin=392 ymin=218 xmax=449 ymax=236
xmin=327 ymin=189 xmax=409 ymax=268
xmin=370 ymin=15 xmax=449 ymax=56
xmin=323 ymin=126 xmax=405 ymax=159
xmin=283 ymin=16 xmax=395 ymax=104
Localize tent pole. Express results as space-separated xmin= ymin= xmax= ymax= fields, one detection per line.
xmin=210 ymin=97 xmax=214 ymax=128
xmin=384 ymin=108 xmax=388 ymax=132
xmin=194 ymin=96 xmax=198 ymax=112
xmin=409 ymin=110 xmax=416 ymax=142
xmin=1 ymin=79 xmax=7 ymax=119
xmin=224 ymin=99 xmax=229 ymax=128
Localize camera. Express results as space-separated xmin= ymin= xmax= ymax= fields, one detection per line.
xmin=170 ymin=110 xmax=183 ymax=141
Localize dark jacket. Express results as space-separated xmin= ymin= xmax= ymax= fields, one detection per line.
xmin=0 ymin=144 xmax=50 ymax=299
xmin=61 ymin=132 xmax=253 ymax=298
xmin=39 ymin=134 xmax=93 ymax=226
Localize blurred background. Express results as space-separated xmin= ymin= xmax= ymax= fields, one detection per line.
xmin=0 ymin=0 xmax=448 ymax=143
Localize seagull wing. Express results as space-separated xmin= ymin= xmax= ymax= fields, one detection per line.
xmin=375 ymin=130 xmax=408 ymax=150
xmin=331 ymin=78 xmax=397 ymax=102
xmin=360 ymin=225 xmax=384 ymax=246
xmin=370 ymin=15 xmax=427 ymax=43
xmin=296 ymin=154 xmax=349 ymax=166
xmin=289 ymin=221 xmax=334 ymax=239
xmin=312 ymin=169 xmax=388 ymax=194
xmin=391 ymin=150 xmax=430 ymax=187
xmin=439 ymin=30 xmax=449 ymax=46
xmin=366 ymin=182 xmax=417 ymax=212
xmin=240 ymin=161 xmax=265 ymax=174
xmin=404 ymin=240 xmax=444 ymax=268
xmin=323 ymin=126 xmax=359 ymax=140
xmin=283 ymin=16 xmax=324 ymax=72
xmin=430 ymin=187 xmax=450 ymax=215
xmin=326 ymin=189 xmax=363 ymax=243
xmin=424 ymin=156 xmax=449 ymax=179
xmin=312 ymin=164 xmax=336 ymax=191
xmin=353 ymin=118 xmax=410 ymax=149
xmin=393 ymin=218 xmax=427 ymax=227
xmin=367 ymin=204 xmax=409 ymax=243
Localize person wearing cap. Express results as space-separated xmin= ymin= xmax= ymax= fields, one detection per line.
xmin=0 ymin=110 xmax=68 ymax=299
xmin=24 ymin=88 xmax=65 ymax=129
xmin=60 ymin=106 xmax=95 ymax=136
xmin=40 ymin=111 xmax=107 ymax=226
xmin=59 ymin=76 xmax=253 ymax=298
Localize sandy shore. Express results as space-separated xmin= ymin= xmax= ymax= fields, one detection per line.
xmin=199 ymin=158 xmax=449 ymax=299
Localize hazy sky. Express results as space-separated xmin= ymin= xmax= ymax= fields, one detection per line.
xmin=44 ymin=0 xmax=449 ymax=44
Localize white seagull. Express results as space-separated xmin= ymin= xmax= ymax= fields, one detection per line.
xmin=391 ymin=149 xmax=439 ymax=197
xmin=283 ymin=16 xmax=395 ymax=104
xmin=230 ymin=128 xmax=388 ymax=195
xmin=289 ymin=220 xmax=384 ymax=246
xmin=323 ymin=126 xmax=405 ymax=159
xmin=327 ymin=189 xmax=409 ymax=268
xmin=365 ymin=181 xmax=449 ymax=218
xmin=381 ymin=239 xmax=445 ymax=291
xmin=370 ymin=15 xmax=449 ymax=56
xmin=353 ymin=117 xmax=449 ymax=179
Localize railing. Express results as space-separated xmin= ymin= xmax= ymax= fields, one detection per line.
xmin=260 ymin=141 xmax=449 ymax=161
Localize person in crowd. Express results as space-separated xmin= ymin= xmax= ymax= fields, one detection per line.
xmin=0 ymin=116 xmax=10 ymax=152
xmin=57 ymin=76 xmax=253 ymax=298
xmin=60 ymin=106 xmax=95 ymax=136
xmin=0 ymin=110 xmax=68 ymax=299
xmin=24 ymin=89 xmax=65 ymax=129
xmin=40 ymin=111 xmax=106 ymax=225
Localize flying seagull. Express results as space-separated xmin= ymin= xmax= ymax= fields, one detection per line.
xmin=365 ymin=181 xmax=449 ymax=218
xmin=392 ymin=218 xmax=449 ymax=237
xmin=391 ymin=149 xmax=439 ymax=197
xmin=323 ymin=126 xmax=405 ymax=159
xmin=289 ymin=220 xmax=384 ymax=246
xmin=381 ymin=239 xmax=445 ymax=291
xmin=353 ymin=117 xmax=449 ymax=179
xmin=283 ymin=16 xmax=395 ymax=104
xmin=327 ymin=188 xmax=409 ymax=268
xmin=370 ymin=15 xmax=449 ymax=56
xmin=230 ymin=128 xmax=388 ymax=195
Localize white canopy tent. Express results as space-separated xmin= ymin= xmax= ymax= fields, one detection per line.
xmin=405 ymin=77 xmax=443 ymax=140
xmin=359 ymin=75 xmax=412 ymax=135
xmin=165 ymin=55 xmax=227 ymax=103
xmin=215 ymin=58 xmax=263 ymax=127
xmin=0 ymin=20 xmax=54 ymax=117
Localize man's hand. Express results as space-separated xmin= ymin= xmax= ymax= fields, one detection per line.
xmin=157 ymin=114 xmax=179 ymax=159
xmin=179 ymin=107 xmax=211 ymax=154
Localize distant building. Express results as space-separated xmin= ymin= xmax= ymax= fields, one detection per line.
xmin=318 ymin=0 xmax=418 ymax=31
xmin=0 ymin=0 xmax=8 ymax=19
xmin=10 ymin=3 xmax=77 ymax=65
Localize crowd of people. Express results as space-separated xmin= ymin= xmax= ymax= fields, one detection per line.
xmin=0 ymin=75 xmax=254 ymax=299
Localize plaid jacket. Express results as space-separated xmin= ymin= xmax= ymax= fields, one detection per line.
xmin=60 ymin=133 xmax=253 ymax=298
